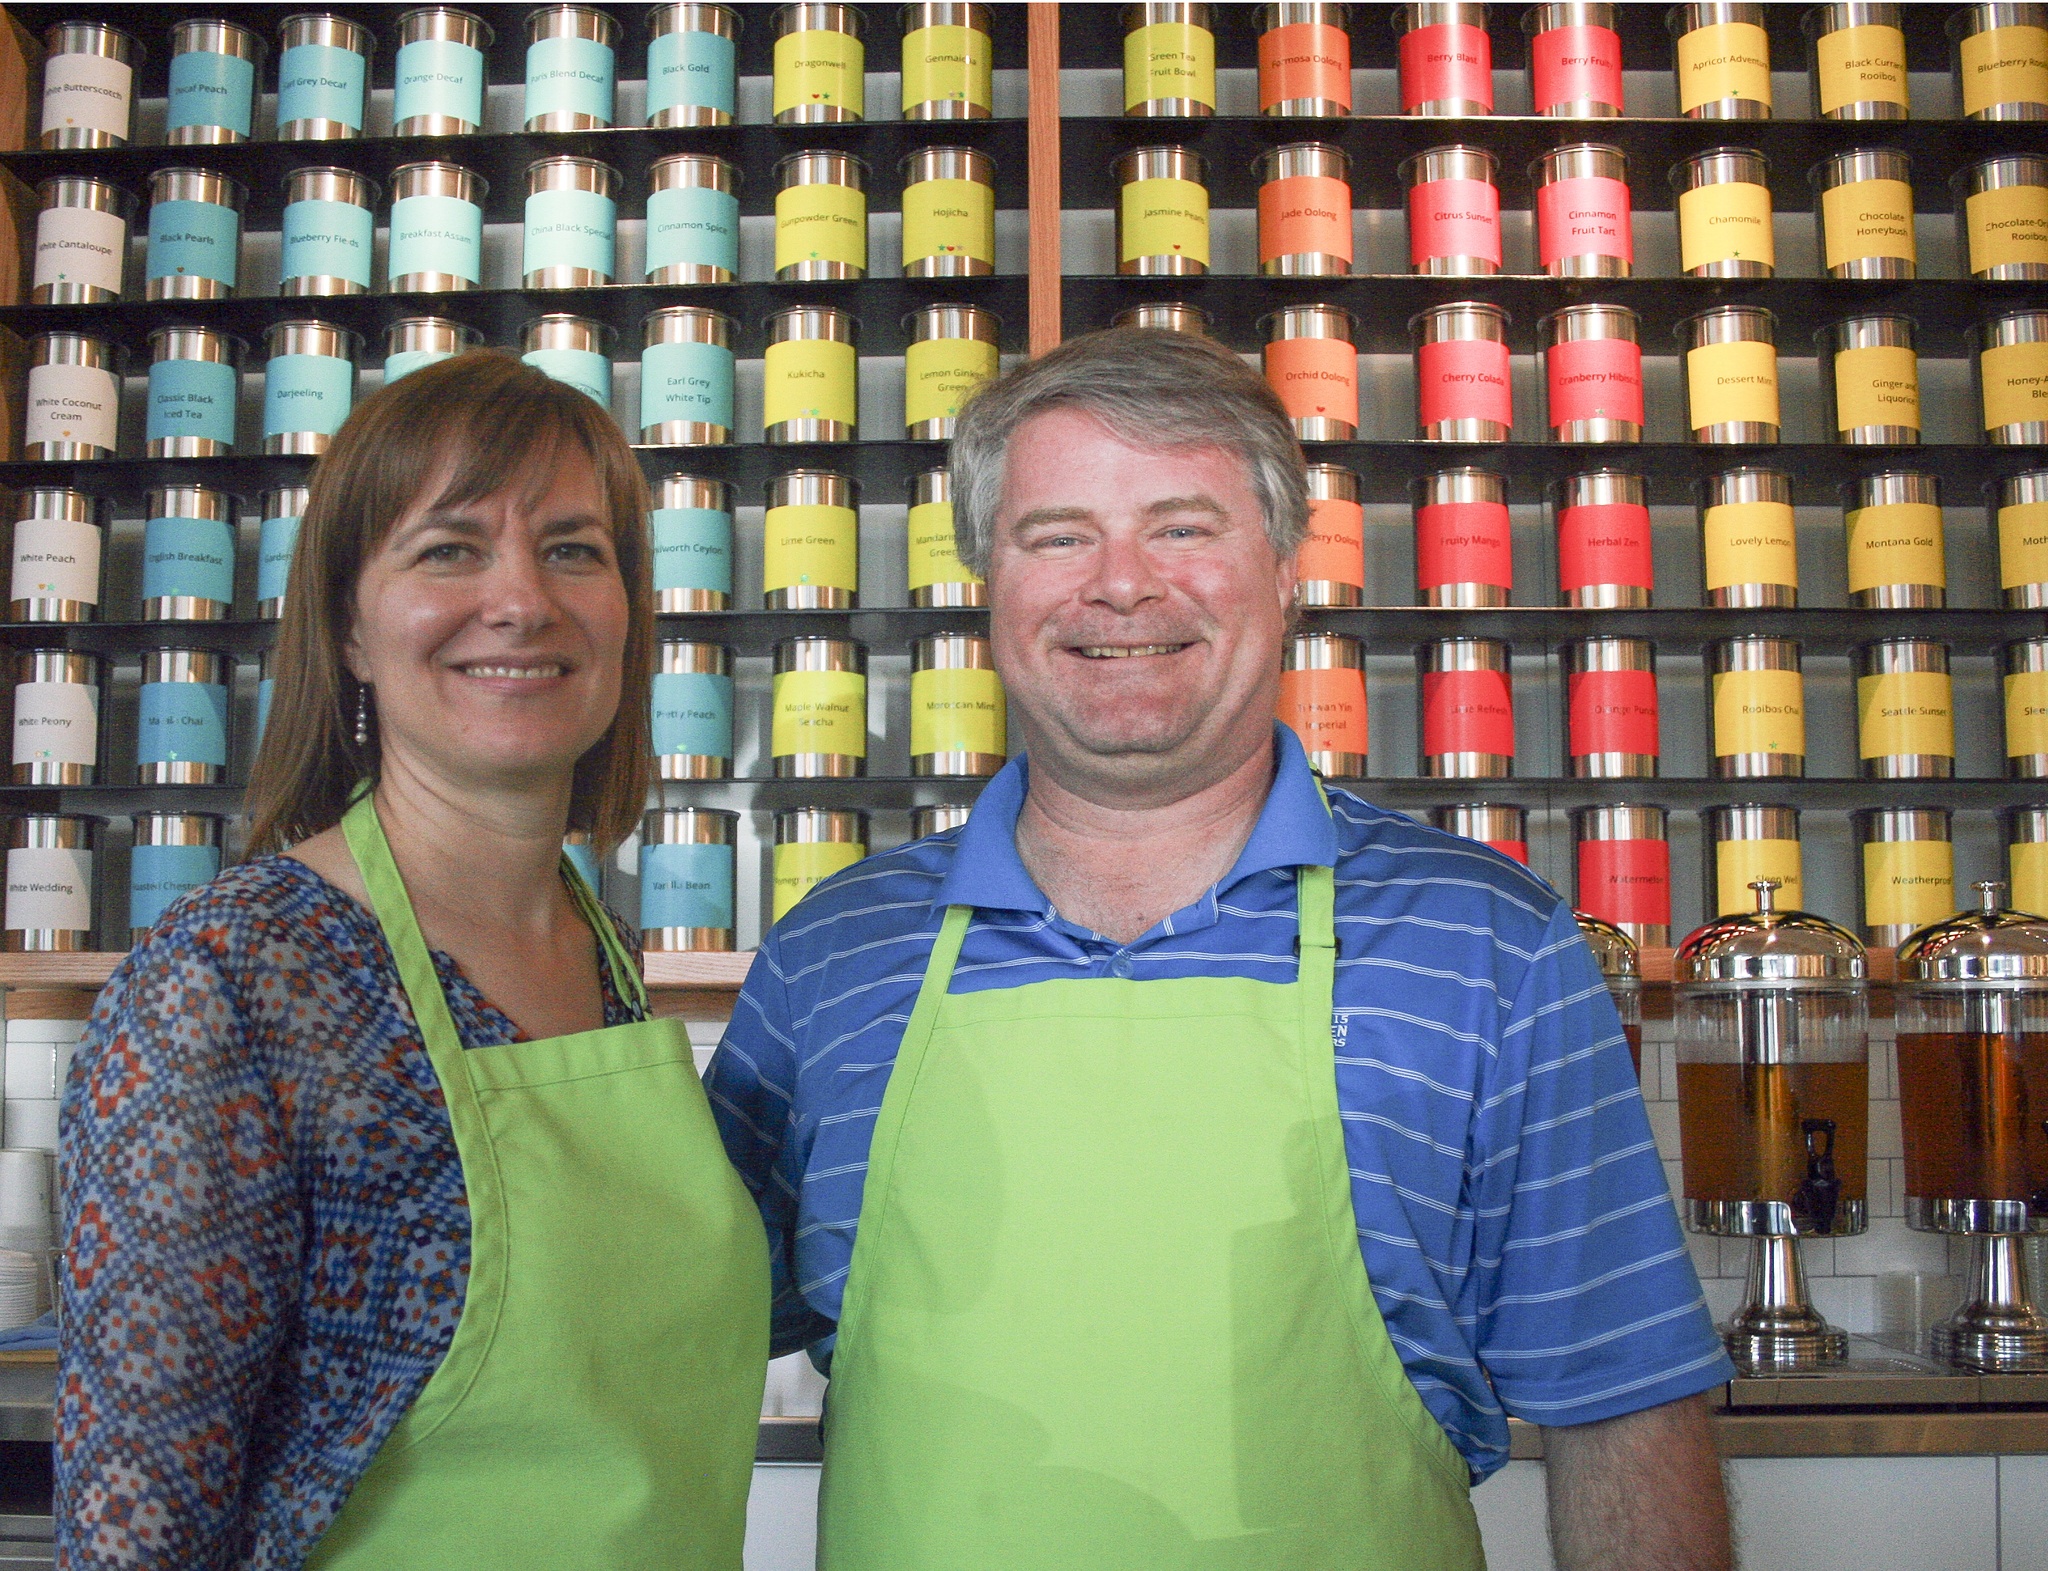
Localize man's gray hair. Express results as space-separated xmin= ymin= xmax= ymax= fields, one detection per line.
xmin=948 ymin=328 xmax=1311 ymax=577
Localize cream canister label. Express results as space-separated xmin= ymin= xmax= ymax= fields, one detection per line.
xmin=1864 ymin=839 xmax=1952 ymax=929
xmin=34 ymin=205 xmax=125 ymax=295
xmin=10 ymin=517 xmax=102 ymax=604
xmin=2013 ymin=841 xmax=2048 ymax=914
xmin=902 ymin=23 xmax=990 ymax=110
xmin=907 ymin=500 xmax=980 ymax=592
xmin=772 ymin=668 xmax=867 ymax=757
xmin=1816 ymin=24 xmax=1907 ymax=112
xmin=25 ymin=362 xmax=118 ymax=451
xmin=763 ymin=338 xmax=857 ymax=429
xmin=1678 ymin=180 xmax=1773 ymax=271
xmin=1121 ymin=177 xmax=1209 ymax=265
xmin=2000 ymin=499 xmax=2048 ymax=588
xmin=764 ymin=503 xmax=857 ymax=594
xmin=772 ymin=840 xmax=864 ymax=922
xmin=1716 ymin=838 xmax=1802 ymax=916
xmin=1966 ymin=184 xmax=2048 ymax=273
xmin=11 ymin=682 xmax=98 ymax=767
xmin=773 ymin=27 xmax=863 ymax=117
xmin=775 ymin=181 xmax=867 ymax=273
xmin=1959 ymin=24 xmax=2048 ymax=115
xmin=1686 ymin=339 xmax=1778 ymax=429
xmin=1833 ymin=344 xmax=1920 ymax=432
xmin=1846 ymin=502 xmax=1944 ymax=592
xmin=1981 ymin=341 xmax=2048 ymax=431
xmin=1820 ymin=179 xmax=1916 ymax=269
xmin=902 ymin=178 xmax=994 ymax=269
xmin=2007 ymin=669 xmax=2048 ymax=756
xmin=1125 ymin=21 xmax=1214 ymax=108
xmin=1858 ymin=670 xmax=1953 ymax=759
xmin=904 ymin=337 xmax=998 ymax=429
xmin=911 ymin=666 xmax=1005 ymax=757
xmin=1675 ymin=21 xmax=1771 ymax=111
xmin=5 ymin=848 xmax=92 ymax=933
xmin=1703 ymin=500 xmax=1796 ymax=592
xmin=1713 ymin=667 xmax=1803 ymax=757
xmin=42 ymin=51 xmax=132 ymax=138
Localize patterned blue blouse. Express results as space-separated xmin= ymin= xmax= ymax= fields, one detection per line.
xmin=56 ymin=855 xmax=641 ymax=1571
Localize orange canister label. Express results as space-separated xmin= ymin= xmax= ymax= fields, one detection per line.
xmin=1982 ymin=340 xmax=2048 ymax=432
xmin=1677 ymin=180 xmax=1773 ymax=272
xmin=1713 ymin=667 xmax=1803 ymax=758
xmin=1834 ymin=344 xmax=1920 ymax=433
xmin=1258 ymin=174 xmax=1351 ymax=265
xmin=1815 ymin=24 xmax=1908 ymax=113
xmin=1959 ymin=24 xmax=2048 ymax=116
xmin=1278 ymin=666 xmax=1368 ymax=757
xmin=2007 ymin=669 xmax=2048 ymax=756
xmin=1702 ymin=500 xmax=1797 ymax=593
xmin=1821 ymin=179 xmax=1916 ymax=270
xmin=1999 ymin=499 xmax=2048 ymax=589
xmin=1675 ymin=20 xmax=1772 ymax=112
xmin=1120 ymin=176 xmax=1209 ymax=266
xmin=1858 ymin=670 xmax=1954 ymax=760
xmin=1716 ymin=838 xmax=1803 ymax=916
xmin=1966 ymin=183 xmax=2048 ymax=274
xmin=1265 ymin=336 xmax=1357 ymax=428
xmin=1864 ymin=839 xmax=1953 ymax=930
xmin=1298 ymin=496 xmax=1365 ymax=590
xmin=1687 ymin=339 xmax=1779 ymax=430
xmin=1846 ymin=502 xmax=1945 ymax=593
xmin=1259 ymin=21 xmax=1349 ymax=111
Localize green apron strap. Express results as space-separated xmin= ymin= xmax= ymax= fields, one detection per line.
xmin=561 ymin=852 xmax=648 ymax=1017
xmin=342 ymin=793 xmax=472 ymax=1075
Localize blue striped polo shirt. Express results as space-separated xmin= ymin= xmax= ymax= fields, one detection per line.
xmin=706 ymin=725 xmax=1733 ymax=1481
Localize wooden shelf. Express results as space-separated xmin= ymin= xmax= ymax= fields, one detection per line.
xmin=0 ymin=949 xmax=759 ymax=992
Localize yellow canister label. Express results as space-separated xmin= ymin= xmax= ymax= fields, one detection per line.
xmin=1120 ymin=176 xmax=1210 ymax=266
xmin=775 ymin=181 xmax=867 ymax=272
xmin=1958 ymin=24 xmax=2048 ymax=116
xmin=763 ymin=503 xmax=858 ymax=595
xmin=1716 ymin=838 xmax=1803 ymax=917
xmin=772 ymin=668 xmax=867 ymax=758
xmin=1676 ymin=21 xmax=1772 ymax=112
xmin=907 ymin=500 xmax=981 ymax=592
xmin=2012 ymin=840 xmax=2048 ymax=914
xmin=1858 ymin=670 xmax=1954 ymax=760
xmin=1833 ymin=344 xmax=1920 ymax=433
xmin=1703 ymin=500 xmax=1798 ymax=593
xmin=1125 ymin=20 xmax=1215 ymax=109
xmin=1863 ymin=839 xmax=1953 ymax=930
xmin=1687 ymin=339 xmax=1779 ymax=430
xmin=763 ymin=337 xmax=857 ymax=430
xmin=1713 ymin=667 xmax=1804 ymax=758
xmin=911 ymin=665 xmax=1006 ymax=757
xmin=2007 ymin=669 xmax=2048 ymax=756
xmin=1999 ymin=499 xmax=2048 ymax=589
xmin=1815 ymin=23 xmax=1908 ymax=113
xmin=905 ymin=336 xmax=998 ymax=429
xmin=1981 ymin=340 xmax=2048 ymax=432
xmin=773 ymin=26 xmax=864 ymax=117
xmin=772 ymin=839 xmax=865 ymax=922
xmin=1820 ymin=179 xmax=1916 ymax=270
xmin=1846 ymin=502 xmax=1945 ymax=593
xmin=1677 ymin=180 xmax=1774 ymax=272
xmin=1965 ymin=183 xmax=2048 ymax=274
xmin=902 ymin=177 xmax=995 ymax=268
xmin=901 ymin=23 xmax=992 ymax=112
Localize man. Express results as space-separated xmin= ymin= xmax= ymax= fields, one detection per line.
xmin=708 ymin=330 xmax=1735 ymax=1571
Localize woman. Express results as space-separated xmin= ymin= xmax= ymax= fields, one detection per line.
xmin=57 ymin=353 xmax=768 ymax=1570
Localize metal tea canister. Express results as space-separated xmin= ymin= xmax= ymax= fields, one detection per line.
xmin=24 ymin=334 xmax=122 ymax=461
xmin=1298 ymin=463 xmax=1365 ymax=606
xmin=2006 ymin=637 xmax=2048 ymax=777
xmin=1955 ymin=154 xmax=2048 ymax=279
xmin=1554 ymin=470 xmax=1653 ymax=607
xmin=764 ymin=306 xmax=858 ymax=442
xmin=773 ymin=809 xmax=870 ymax=922
xmin=1114 ymin=301 xmax=1212 ymax=334
xmin=774 ymin=2 xmax=865 ymax=123
xmin=1701 ymin=468 xmax=1797 ymax=607
xmin=653 ymin=473 xmax=734 ymax=611
xmin=647 ymin=3 xmax=740 ymax=126
xmin=39 ymin=21 xmax=139 ymax=148
xmin=525 ymin=4 xmax=618 ymax=130
xmin=145 ymin=167 xmax=245 ymax=300
xmin=1672 ymin=147 xmax=1774 ymax=277
xmin=2009 ymin=805 xmax=2048 ymax=912
xmin=129 ymin=813 xmax=224 ymax=939
xmin=1703 ymin=803 xmax=1803 ymax=917
xmin=1540 ymin=305 xmax=1642 ymax=441
xmin=908 ymin=470 xmax=984 ymax=607
xmin=524 ymin=156 xmax=620 ymax=287
xmin=1431 ymin=802 xmax=1528 ymax=864
xmin=1680 ymin=305 xmax=1779 ymax=443
xmin=1125 ymin=2 xmax=1216 ymax=116
xmin=394 ymin=7 xmax=494 ymax=136
xmin=773 ymin=636 xmax=868 ymax=778
xmin=32 ymin=177 xmax=132 ymax=303
xmin=1998 ymin=470 xmax=2048 ymax=606
xmin=912 ymin=804 xmax=974 ymax=838
xmin=653 ymin=640 xmax=734 ymax=779
xmin=167 ymin=20 xmax=263 ymax=144
xmin=1263 ymin=305 xmax=1356 ymax=440
xmin=1812 ymin=148 xmax=1918 ymax=278
xmin=1525 ymin=2 xmax=1624 ymax=116
xmin=1531 ymin=143 xmax=1632 ymax=277
xmin=1414 ymin=467 xmax=1511 ymax=607
xmin=521 ymin=314 xmax=613 ymax=408
xmin=1845 ymin=471 xmax=1945 ymax=606
xmin=1412 ymin=302 xmax=1512 ymax=441
xmin=258 ymin=486 xmax=310 ymax=618
xmin=263 ymin=320 xmax=359 ymax=454
xmin=1856 ymin=638 xmax=1955 ymax=780
xmin=765 ymin=470 xmax=860 ymax=608
xmin=11 ymin=651 xmax=102 ymax=786
xmin=1419 ymin=637 xmax=1514 ymax=779
xmin=1403 ymin=144 xmax=1501 ymax=275
xmin=142 ymin=486 xmax=236 ymax=622
xmin=1116 ymin=146 xmax=1209 ymax=274
xmin=1710 ymin=635 xmax=1805 ymax=778
xmin=1820 ymin=314 xmax=1920 ymax=443
xmin=137 ymin=648 xmax=232 ymax=785
xmin=9 ymin=489 xmax=105 ymax=622
xmin=641 ymin=307 xmax=736 ymax=445
xmin=641 ymin=807 xmax=737 ymax=951
xmin=1257 ymin=143 xmax=1352 ymax=277
xmin=1670 ymin=1 xmax=1773 ymax=118
xmin=912 ymin=633 xmax=1006 ymax=777
xmin=276 ymin=14 xmax=373 ymax=140
xmin=647 ymin=153 xmax=741 ymax=284
xmin=1950 ymin=2 xmax=2048 ymax=119
xmin=389 ymin=162 xmax=488 ymax=291
xmin=384 ymin=316 xmax=483 ymax=382
xmin=146 ymin=327 xmax=242 ymax=458
xmin=4 ymin=815 xmax=100 ymax=952
xmin=1280 ymin=633 xmax=1368 ymax=778
xmin=903 ymin=2 xmax=994 ymax=119
xmin=1258 ymin=2 xmax=1352 ymax=117
xmin=1394 ymin=1 xmax=1493 ymax=116
xmin=281 ymin=167 xmax=378 ymax=295
xmin=776 ymin=151 xmax=868 ymax=281
xmin=902 ymin=146 xmax=997 ymax=276
xmin=905 ymin=305 xmax=1000 ymax=439
xmin=1803 ymin=2 xmax=1909 ymax=119
xmin=1857 ymin=806 xmax=1955 ymax=947
xmin=1976 ymin=309 xmax=2048 ymax=443
xmin=1565 ymin=636 xmax=1659 ymax=779
xmin=1574 ymin=803 xmax=1670 ymax=948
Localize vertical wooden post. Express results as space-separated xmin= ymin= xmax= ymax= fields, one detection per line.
xmin=1025 ymin=3 xmax=1062 ymax=356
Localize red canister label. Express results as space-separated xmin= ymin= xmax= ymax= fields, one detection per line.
xmin=1547 ymin=336 xmax=1644 ymax=427
xmin=1299 ymin=496 xmax=1366 ymax=588
xmin=1529 ymin=23 xmax=1623 ymax=113
xmin=1422 ymin=667 xmax=1514 ymax=757
xmin=1278 ymin=665 xmax=1368 ymax=756
xmin=1536 ymin=176 xmax=1633 ymax=267
xmin=1488 ymin=837 xmax=1529 ymax=864
xmin=1558 ymin=501 xmax=1653 ymax=594
xmin=1259 ymin=174 xmax=1352 ymax=265
xmin=1259 ymin=21 xmax=1351 ymax=111
xmin=1569 ymin=667 xmax=1660 ymax=757
xmin=1578 ymin=837 xmax=1670 ymax=927
xmin=1408 ymin=177 xmax=1501 ymax=267
xmin=1416 ymin=499 xmax=1512 ymax=592
xmin=1418 ymin=337 xmax=1512 ymax=429
xmin=1399 ymin=22 xmax=1493 ymax=111
xmin=1265 ymin=336 xmax=1358 ymax=427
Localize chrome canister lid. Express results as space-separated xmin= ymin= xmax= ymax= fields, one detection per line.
xmin=1674 ymin=879 xmax=1868 ymax=983
xmin=1896 ymin=881 xmax=2048 ymax=984
xmin=1574 ymin=911 xmax=1640 ymax=980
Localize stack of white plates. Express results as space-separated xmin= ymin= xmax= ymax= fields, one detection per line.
xmin=2 ymin=1015 xmax=81 ymax=1166
xmin=0 ymin=1150 xmax=53 ymax=1261
xmin=0 ymin=1250 xmax=45 ymax=1329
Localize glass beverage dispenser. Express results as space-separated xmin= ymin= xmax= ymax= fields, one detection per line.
xmin=1576 ymin=911 xmax=1643 ymax=1079
xmin=1895 ymin=882 xmax=2048 ymax=1371
xmin=1675 ymin=879 xmax=1870 ymax=1371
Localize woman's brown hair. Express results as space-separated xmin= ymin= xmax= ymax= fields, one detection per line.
xmin=243 ymin=350 xmax=655 ymax=856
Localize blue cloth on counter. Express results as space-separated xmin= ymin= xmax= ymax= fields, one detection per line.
xmin=0 ymin=1311 xmax=55 ymax=1350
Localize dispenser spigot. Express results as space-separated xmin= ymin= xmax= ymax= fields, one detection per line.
xmin=1796 ymin=1117 xmax=1841 ymax=1234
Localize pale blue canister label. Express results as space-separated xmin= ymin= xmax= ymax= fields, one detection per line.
xmin=390 ymin=193 xmax=483 ymax=284
xmin=264 ymin=353 xmax=354 ymax=438
xmin=523 ymin=347 xmax=610 ymax=408
xmin=525 ymin=34 xmax=614 ymax=121
xmin=143 ymin=514 xmax=235 ymax=605
xmin=563 ymin=840 xmax=601 ymax=891
xmin=147 ymin=199 xmax=239 ymax=286
xmin=258 ymin=513 xmax=300 ymax=603
xmin=652 ymin=507 xmax=733 ymax=595
xmin=129 ymin=842 xmax=220 ymax=931
xmin=648 ymin=27 xmax=736 ymax=117
xmin=640 ymin=341 xmax=734 ymax=431
xmin=652 ymin=671 xmax=733 ymax=758
xmin=640 ymin=840 xmax=732 ymax=930
xmin=147 ymin=359 xmax=237 ymax=448
xmin=383 ymin=348 xmax=449 ymax=383
xmin=645 ymin=185 xmax=739 ymax=276
xmin=396 ymin=36 xmax=485 ymax=126
xmin=278 ymin=42 xmax=365 ymax=128
xmin=523 ymin=187 xmax=616 ymax=277
xmin=137 ymin=681 xmax=229 ymax=767
xmin=168 ymin=49 xmax=255 ymax=136
xmin=256 ymin=678 xmax=273 ymax=741
xmin=282 ymin=198 xmax=372 ymax=288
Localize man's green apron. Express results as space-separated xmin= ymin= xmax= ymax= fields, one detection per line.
xmin=818 ymin=854 xmax=1487 ymax=1569
xmin=308 ymin=793 xmax=769 ymax=1570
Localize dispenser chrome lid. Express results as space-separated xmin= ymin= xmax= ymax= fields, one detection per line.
xmin=1674 ymin=879 xmax=1869 ymax=984
xmin=1574 ymin=910 xmax=1640 ymax=981
xmin=1896 ymin=881 xmax=2048 ymax=983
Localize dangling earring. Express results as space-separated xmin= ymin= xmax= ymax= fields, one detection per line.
xmin=354 ymin=684 xmax=373 ymax=748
